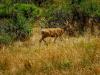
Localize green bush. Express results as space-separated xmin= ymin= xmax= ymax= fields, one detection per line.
xmin=0 ymin=14 xmax=33 ymax=44
xmin=0 ymin=4 xmax=15 ymax=18
xmin=0 ymin=4 xmax=7 ymax=16
xmin=1 ymin=0 xmax=13 ymax=5
xmin=13 ymin=13 xmax=33 ymax=41
xmin=80 ymin=0 xmax=98 ymax=16
xmin=0 ymin=3 xmax=40 ymax=19
xmin=0 ymin=34 xmax=12 ymax=45
xmin=0 ymin=3 xmax=39 ymax=44
xmin=14 ymin=3 xmax=40 ymax=18
xmin=40 ymin=1 xmax=71 ymax=28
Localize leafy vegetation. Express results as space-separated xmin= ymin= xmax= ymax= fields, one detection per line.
xmin=0 ymin=0 xmax=100 ymax=44
xmin=0 ymin=1 xmax=40 ymax=44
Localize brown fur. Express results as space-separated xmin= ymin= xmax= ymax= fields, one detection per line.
xmin=39 ymin=28 xmax=65 ymax=44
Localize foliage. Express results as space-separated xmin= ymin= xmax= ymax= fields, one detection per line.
xmin=0 ymin=4 xmax=13 ymax=17
xmin=0 ymin=2 xmax=40 ymax=44
xmin=0 ymin=33 xmax=12 ymax=45
xmin=0 ymin=0 xmax=100 ymax=45
xmin=39 ymin=0 xmax=100 ymax=36
xmin=0 ymin=14 xmax=33 ymax=41
xmin=14 ymin=3 xmax=40 ymax=18
xmin=0 ymin=0 xmax=13 ymax=5
xmin=40 ymin=0 xmax=71 ymax=28
xmin=13 ymin=13 xmax=33 ymax=41
xmin=80 ymin=0 xmax=99 ymax=16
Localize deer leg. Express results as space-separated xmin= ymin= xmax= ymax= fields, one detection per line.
xmin=39 ymin=37 xmax=48 ymax=45
xmin=54 ymin=37 xmax=58 ymax=43
xmin=59 ymin=36 xmax=63 ymax=41
xmin=39 ymin=37 xmax=43 ymax=43
xmin=43 ymin=39 xmax=48 ymax=45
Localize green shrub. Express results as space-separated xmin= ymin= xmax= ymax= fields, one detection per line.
xmin=13 ymin=13 xmax=33 ymax=41
xmin=0 ymin=3 xmax=40 ymax=21
xmin=0 ymin=3 xmax=39 ymax=43
xmin=80 ymin=0 xmax=98 ymax=16
xmin=0 ymin=14 xmax=33 ymax=43
xmin=1 ymin=0 xmax=13 ymax=5
xmin=14 ymin=3 xmax=40 ymax=18
xmin=0 ymin=4 xmax=15 ymax=18
xmin=40 ymin=1 xmax=71 ymax=28
xmin=0 ymin=4 xmax=6 ymax=16
xmin=0 ymin=34 xmax=12 ymax=45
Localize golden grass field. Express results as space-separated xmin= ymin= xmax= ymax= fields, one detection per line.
xmin=0 ymin=27 xmax=100 ymax=75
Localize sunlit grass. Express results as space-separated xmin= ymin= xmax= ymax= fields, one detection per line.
xmin=0 ymin=27 xmax=100 ymax=75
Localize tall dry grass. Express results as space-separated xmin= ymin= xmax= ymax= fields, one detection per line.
xmin=0 ymin=27 xmax=100 ymax=75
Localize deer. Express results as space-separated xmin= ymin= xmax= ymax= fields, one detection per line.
xmin=39 ymin=21 xmax=69 ymax=44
